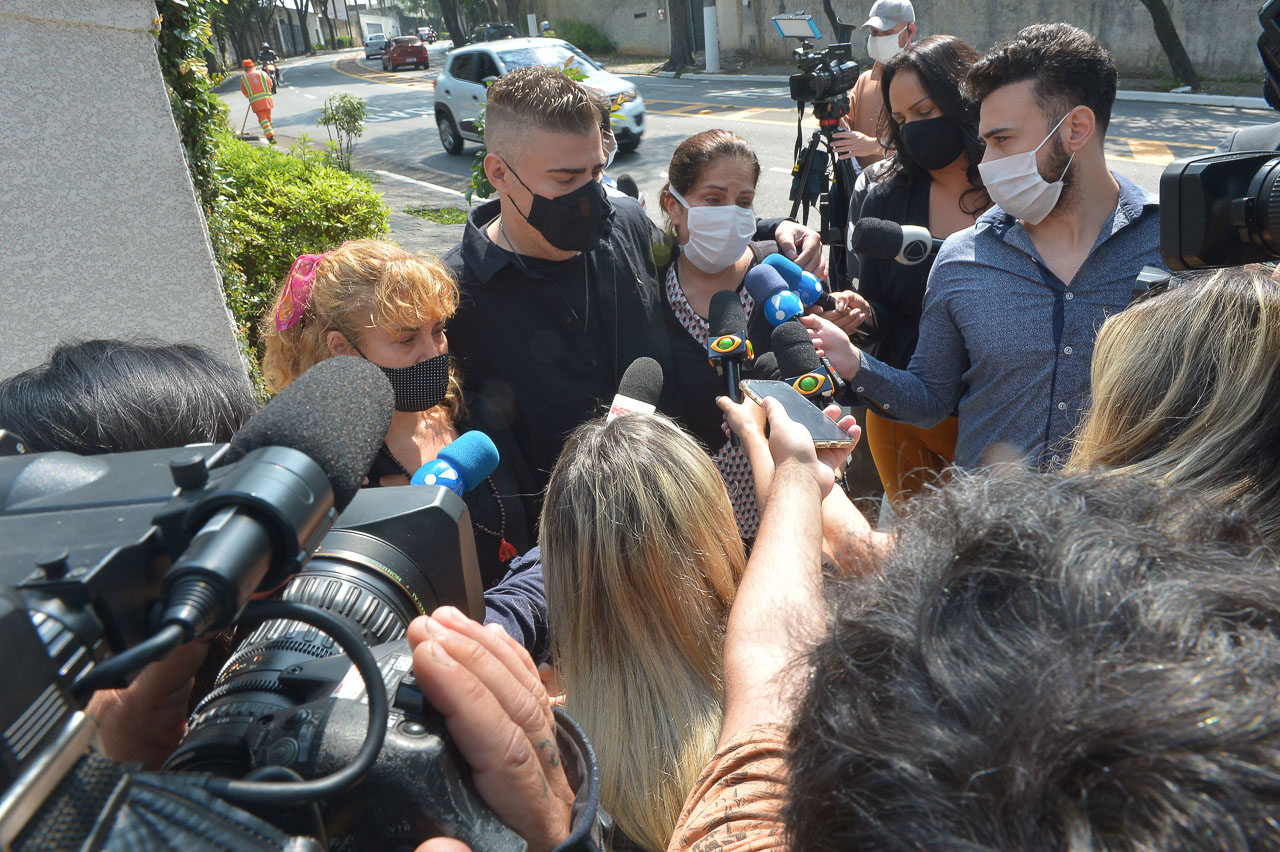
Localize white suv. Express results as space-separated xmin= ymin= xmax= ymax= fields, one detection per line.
xmin=433 ymin=37 xmax=645 ymax=155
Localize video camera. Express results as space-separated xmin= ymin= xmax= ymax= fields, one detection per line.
xmin=0 ymin=357 xmax=525 ymax=851
xmin=772 ymin=13 xmax=860 ymax=107
xmin=1159 ymin=0 xmax=1280 ymax=269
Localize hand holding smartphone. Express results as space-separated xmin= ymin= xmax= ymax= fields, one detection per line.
xmin=739 ymin=379 xmax=856 ymax=449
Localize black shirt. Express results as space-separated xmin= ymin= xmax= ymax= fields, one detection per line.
xmin=662 ymin=241 xmax=782 ymax=454
xmin=446 ymin=198 xmax=791 ymax=492
xmin=856 ymin=171 xmax=934 ymax=371
xmin=364 ymin=393 xmax=537 ymax=590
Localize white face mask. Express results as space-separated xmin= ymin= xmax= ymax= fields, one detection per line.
xmin=977 ymin=111 xmax=1076 ymax=226
xmin=668 ymin=187 xmax=756 ymax=273
xmin=867 ymin=32 xmax=904 ymax=64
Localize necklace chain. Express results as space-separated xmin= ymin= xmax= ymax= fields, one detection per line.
xmin=498 ymin=217 xmax=590 ymax=331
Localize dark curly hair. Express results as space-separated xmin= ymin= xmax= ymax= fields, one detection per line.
xmin=880 ymin=35 xmax=990 ymax=216
xmin=965 ymin=23 xmax=1118 ymax=135
xmin=786 ymin=470 xmax=1280 ymax=851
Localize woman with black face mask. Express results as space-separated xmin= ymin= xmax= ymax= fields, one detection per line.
xmin=851 ymin=35 xmax=991 ymax=508
xmin=261 ymin=240 xmax=537 ymax=593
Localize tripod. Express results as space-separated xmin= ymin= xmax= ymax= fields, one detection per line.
xmin=788 ymin=96 xmax=859 ymax=290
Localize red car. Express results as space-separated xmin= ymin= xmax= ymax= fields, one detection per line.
xmin=381 ymin=36 xmax=429 ymax=71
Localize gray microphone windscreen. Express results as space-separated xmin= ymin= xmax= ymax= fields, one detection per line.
xmin=225 ymin=356 xmax=393 ymax=511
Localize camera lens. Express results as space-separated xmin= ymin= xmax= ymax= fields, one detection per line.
xmin=165 ymin=533 xmax=438 ymax=775
xmin=1248 ymin=157 xmax=1280 ymax=257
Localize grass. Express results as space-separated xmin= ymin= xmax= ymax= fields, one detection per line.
xmin=405 ymin=205 xmax=468 ymax=224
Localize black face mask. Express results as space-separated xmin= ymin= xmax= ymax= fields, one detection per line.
xmin=505 ymin=162 xmax=615 ymax=253
xmin=347 ymin=342 xmax=450 ymax=412
xmin=898 ymin=116 xmax=967 ymax=171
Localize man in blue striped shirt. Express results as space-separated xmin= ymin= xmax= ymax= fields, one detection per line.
xmin=806 ymin=23 xmax=1164 ymax=471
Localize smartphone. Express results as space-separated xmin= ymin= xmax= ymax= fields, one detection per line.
xmin=739 ymin=379 xmax=855 ymax=449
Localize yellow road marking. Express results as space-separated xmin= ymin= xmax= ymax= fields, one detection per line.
xmin=330 ymin=55 xmax=434 ymax=92
xmin=1125 ymin=138 xmax=1176 ymax=163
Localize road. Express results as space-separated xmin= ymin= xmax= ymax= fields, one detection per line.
xmin=235 ymin=48 xmax=1278 ymax=220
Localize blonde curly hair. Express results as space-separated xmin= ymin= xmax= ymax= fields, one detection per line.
xmin=260 ymin=240 xmax=464 ymax=418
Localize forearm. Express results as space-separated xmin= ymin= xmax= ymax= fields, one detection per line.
xmin=853 ymin=349 xmax=952 ymax=428
xmin=720 ymin=461 xmax=825 ymax=745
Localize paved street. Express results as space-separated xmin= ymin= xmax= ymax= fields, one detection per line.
xmin=231 ymin=47 xmax=1279 ymax=222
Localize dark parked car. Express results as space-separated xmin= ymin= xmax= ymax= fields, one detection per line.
xmin=470 ymin=22 xmax=520 ymax=42
xmin=381 ymin=36 xmax=430 ymax=71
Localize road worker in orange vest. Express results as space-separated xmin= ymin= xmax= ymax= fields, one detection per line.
xmin=240 ymin=58 xmax=276 ymax=144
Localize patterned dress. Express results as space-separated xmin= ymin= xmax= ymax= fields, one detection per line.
xmin=664 ymin=264 xmax=761 ymax=538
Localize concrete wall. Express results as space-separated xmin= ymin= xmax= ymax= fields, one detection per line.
xmin=0 ymin=0 xmax=244 ymax=380
xmin=546 ymin=0 xmax=1264 ymax=79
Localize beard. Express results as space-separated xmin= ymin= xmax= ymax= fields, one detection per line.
xmin=1042 ymin=131 xmax=1077 ymax=215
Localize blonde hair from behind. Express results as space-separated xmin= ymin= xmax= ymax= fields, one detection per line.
xmin=540 ymin=413 xmax=746 ymax=852
xmin=259 ymin=240 xmax=464 ymax=418
xmin=1066 ymin=265 xmax=1280 ymax=542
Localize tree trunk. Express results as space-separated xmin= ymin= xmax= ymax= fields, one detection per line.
xmin=664 ymin=0 xmax=693 ymax=70
xmin=821 ymin=0 xmax=840 ymax=43
xmin=1136 ymin=0 xmax=1200 ymax=90
xmin=291 ymin=0 xmax=313 ymax=53
xmin=440 ymin=0 xmax=469 ymax=45
xmin=314 ymin=0 xmax=337 ymax=46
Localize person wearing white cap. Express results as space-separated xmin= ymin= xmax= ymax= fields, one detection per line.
xmin=832 ymin=0 xmax=916 ymax=169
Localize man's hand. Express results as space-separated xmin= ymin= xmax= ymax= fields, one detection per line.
xmin=808 ymin=289 xmax=870 ymax=335
xmin=408 ymin=607 xmax=574 ymax=852
xmin=831 ymin=129 xmax=883 ymax=161
xmin=87 ymin=639 xmax=210 ymax=770
xmin=800 ymin=313 xmax=861 ymax=380
xmin=774 ymin=220 xmax=828 ymax=279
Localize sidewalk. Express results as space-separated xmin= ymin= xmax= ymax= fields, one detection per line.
xmin=372 ymin=169 xmax=468 ymax=258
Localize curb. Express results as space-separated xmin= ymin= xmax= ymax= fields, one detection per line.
xmin=634 ymin=69 xmax=1270 ymax=109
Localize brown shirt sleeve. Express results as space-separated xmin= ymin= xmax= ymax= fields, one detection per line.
xmin=666 ymin=723 xmax=790 ymax=852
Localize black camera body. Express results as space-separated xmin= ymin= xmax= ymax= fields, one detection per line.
xmin=0 ymin=442 xmax=513 ymax=850
xmin=788 ymin=41 xmax=859 ymax=106
xmin=1160 ymin=151 xmax=1280 ymax=269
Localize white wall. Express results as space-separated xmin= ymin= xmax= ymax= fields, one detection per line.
xmin=0 ymin=0 xmax=244 ymax=379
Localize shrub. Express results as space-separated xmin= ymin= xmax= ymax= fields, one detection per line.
xmin=556 ymin=20 xmax=614 ymax=54
xmin=214 ymin=133 xmax=389 ymax=359
xmin=333 ymin=35 xmax=355 ymax=48
xmin=319 ymin=92 xmax=367 ymax=171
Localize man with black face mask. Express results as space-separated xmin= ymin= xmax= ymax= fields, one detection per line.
xmin=445 ymin=66 xmax=825 ymax=493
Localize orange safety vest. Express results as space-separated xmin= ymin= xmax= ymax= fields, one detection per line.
xmin=240 ymin=69 xmax=274 ymax=107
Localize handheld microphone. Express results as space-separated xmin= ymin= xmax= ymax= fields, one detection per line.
xmin=410 ymin=430 xmax=500 ymax=496
xmin=608 ymin=356 xmax=664 ymax=420
xmin=762 ymin=253 xmax=837 ymax=310
xmin=160 ymin=355 xmax=393 ymax=638
xmin=707 ymin=291 xmax=753 ymax=403
xmin=744 ymin=264 xmax=804 ymax=327
xmin=851 ymin=217 xmax=944 ymax=266
xmin=771 ymin=321 xmax=842 ymax=405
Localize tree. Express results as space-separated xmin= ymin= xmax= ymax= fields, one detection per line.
xmin=212 ymin=0 xmax=277 ymax=62
xmin=663 ymin=0 xmax=693 ymax=71
xmin=287 ymin=0 xmax=313 ymax=53
xmin=439 ymin=0 xmax=470 ymax=44
xmin=1136 ymin=0 xmax=1200 ymax=90
xmin=313 ymin=0 xmax=337 ymax=46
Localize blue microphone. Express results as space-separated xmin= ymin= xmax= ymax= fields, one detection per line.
xmin=762 ymin=253 xmax=837 ymax=311
xmin=410 ymin=430 xmax=500 ymax=496
xmin=744 ymin=264 xmax=804 ymax=326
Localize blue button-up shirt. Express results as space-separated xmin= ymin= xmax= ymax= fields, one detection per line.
xmin=853 ymin=173 xmax=1162 ymax=470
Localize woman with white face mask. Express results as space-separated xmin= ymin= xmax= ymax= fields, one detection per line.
xmin=659 ymin=129 xmax=777 ymax=539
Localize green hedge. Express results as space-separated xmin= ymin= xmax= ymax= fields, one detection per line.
xmin=214 ymin=133 xmax=389 ymax=357
xmin=556 ymin=20 xmax=614 ymax=54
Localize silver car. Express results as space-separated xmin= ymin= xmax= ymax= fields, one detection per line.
xmin=363 ymin=33 xmax=388 ymax=59
xmin=432 ymin=38 xmax=645 ymax=155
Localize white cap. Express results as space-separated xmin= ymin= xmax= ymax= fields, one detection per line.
xmin=861 ymin=0 xmax=915 ymax=31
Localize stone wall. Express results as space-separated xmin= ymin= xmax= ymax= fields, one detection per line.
xmin=544 ymin=0 xmax=1263 ymax=80
xmin=0 ymin=0 xmax=244 ymax=380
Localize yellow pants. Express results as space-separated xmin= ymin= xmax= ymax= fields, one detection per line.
xmin=863 ymin=410 xmax=959 ymax=505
